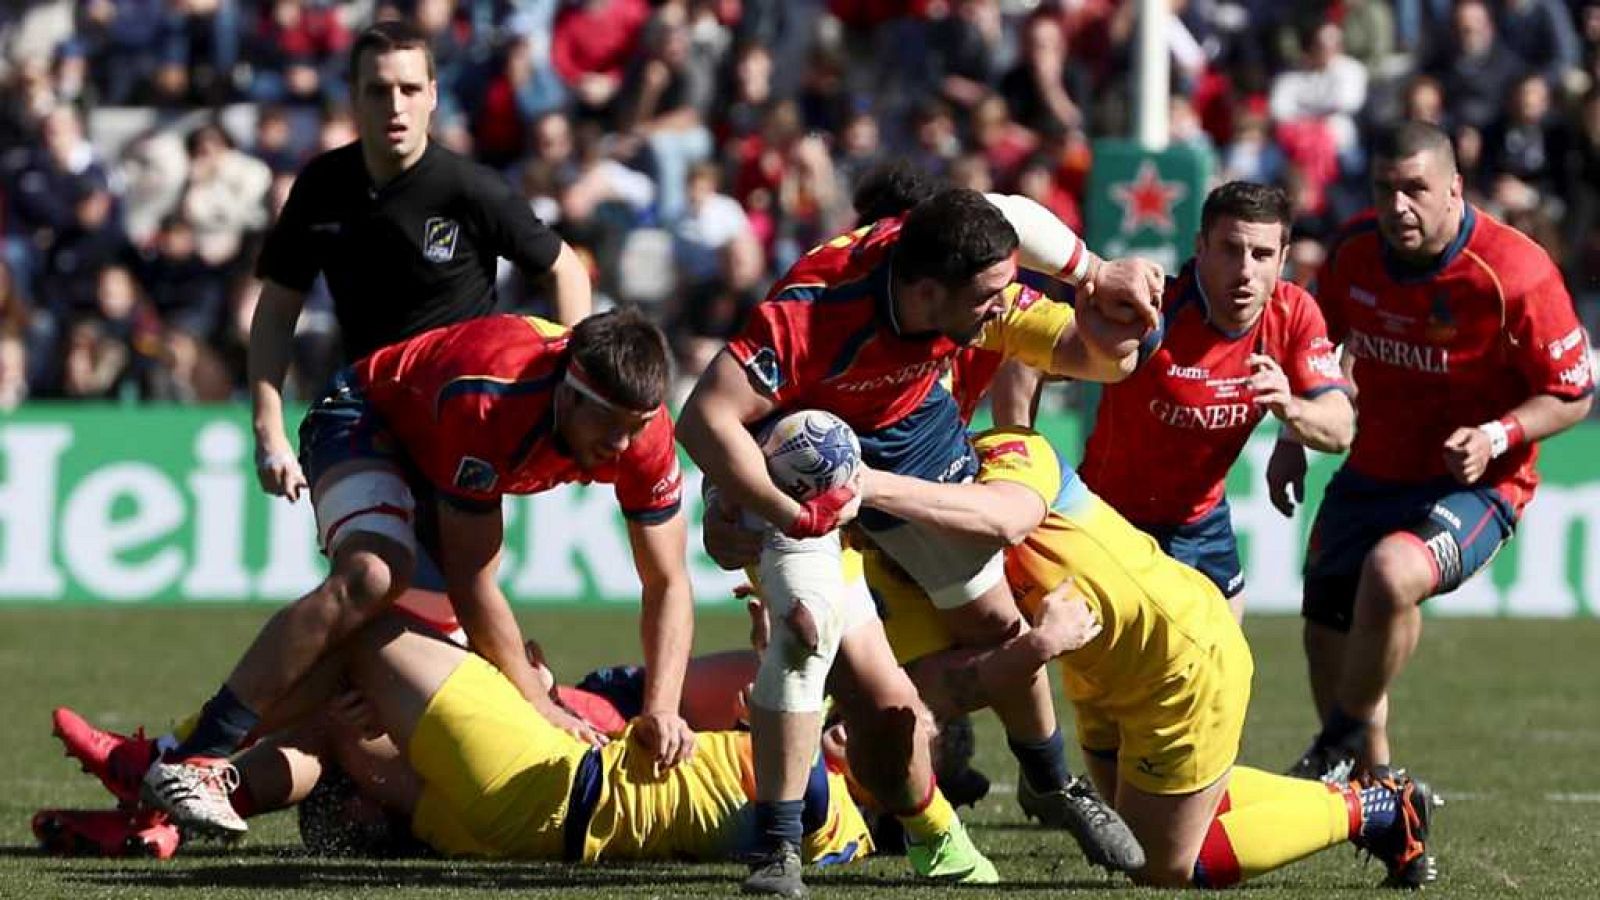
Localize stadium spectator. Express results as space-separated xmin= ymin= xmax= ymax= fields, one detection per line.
xmin=1482 ymin=73 xmax=1571 ymax=199
xmin=550 ymin=0 xmax=652 ymax=121
xmin=1495 ymin=0 xmax=1582 ymax=92
xmin=1000 ymin=13 xmax=1085 ymax=137
xmin=139 ymin=214 xmax=229 ymax=340
xmin=246 ymin=0 xmax=353 ymax=105
xmin=1269 ymin=21 xmax=1368 ymax=166
xmin=179 ymin=122 xmax=273 ymax=267
xmin=1426 ymin=0 xmax=1525 ymax=131
xmin=612 ymin=8 xmax=714 ymax=224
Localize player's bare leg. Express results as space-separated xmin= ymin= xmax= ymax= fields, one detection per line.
xmin=828 ymin=617 xmax=998 ymax=884
xmin=1338 ymin=535 xmax=1433 ymax=769
xmin=1301 ymin=621 xmax=1345 ymax=721
xmin=1115 ymin=773 xmax=1230 ymax=887
xmin=1227 ymin=592 xmax=1246 ymax=623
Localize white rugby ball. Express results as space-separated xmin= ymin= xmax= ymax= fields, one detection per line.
xmin=761 ymin=410 xmax=861 ymax=501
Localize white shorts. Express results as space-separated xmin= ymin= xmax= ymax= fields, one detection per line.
xmin=313 ymin=467 xmax=418 ymax=558
xmin=862 ymin=518 xmax=1006 ymax=610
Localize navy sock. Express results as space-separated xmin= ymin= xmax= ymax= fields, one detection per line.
xmin=1318 ymin=707 xmax=1369 ymax=754
xmin=755 ymin=799 xmax=804 ymax=853
xmin=1358 ymin=781 xmax=1399 ymax=840
xmin=1008 ymin=728 xmax=1071 ymax=793
xmin=171 ymin=685 xmax=259 ymax=760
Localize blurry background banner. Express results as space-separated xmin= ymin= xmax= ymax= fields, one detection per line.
xmin=1085 ymin=139 xmax=1213 ymax=274
xmin=2 ymin=407 xmax=1597 ymax=615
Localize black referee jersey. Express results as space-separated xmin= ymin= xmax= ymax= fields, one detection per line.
xmin=255 ymin=141 xmax=564 ymax=360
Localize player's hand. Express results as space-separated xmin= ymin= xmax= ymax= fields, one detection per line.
xmin=1442 ymin=426 xmax=1492 ymax=485
xmin=1248 ymin=353 xmax=1299 ymax=422
xmin=543 ymin=701 xmax=609 ymax=747
xmin=1266 ymin=438 xmax=1308 ymax=517
xmin=631 ymin=710 xmax=697 ymax=771
xmin=255 ymin=432 xmax=308 ymax=502
xmin=702 ymin=491 xmax=764 ymax=570
xmin=1076 ymin=291 xmax=1151 ymax=361
xmin=784 ymin=472 xmax=862 ymax=538
xmin=1033 ymin=578 xmax=1102 ymax=654
xmin=329 ymin=690 xmax=386 ymax=741
xmin=1086 ymin=256 xmax=1164 ymax=331
xmin=740 ymin=588 xmax=771 ymax=652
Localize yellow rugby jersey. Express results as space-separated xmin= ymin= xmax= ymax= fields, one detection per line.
xmin=582 ymin=730 xmax=871 ymax=865
xmin=975 ymin=283 xmax=1076 ymax=371
xmin=972 ymin=429 xmax=1236 ymax=708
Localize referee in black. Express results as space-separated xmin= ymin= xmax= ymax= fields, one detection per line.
xmin=249 ymin=21 xmax=592 ymax=500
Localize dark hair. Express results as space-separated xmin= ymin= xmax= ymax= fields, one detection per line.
xmin=1370 ymin=120 xmax=1457 ymax=172
xmin=894 ymin=189 xmax=1018 ymax=288
xmin=1200 ymin=181 xmax=1292 ymax=243
xmin=568 ymin=307 xmax=672 ymax=411
xmin=349 ymin=20 xmax=435 ymax=87
xmin=851 ymin=161 xmax=946 ymax=225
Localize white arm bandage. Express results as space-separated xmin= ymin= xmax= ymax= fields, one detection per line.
xmin=984 ymin=192 xmax=1093 ymax=285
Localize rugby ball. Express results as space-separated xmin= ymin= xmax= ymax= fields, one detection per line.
xmin=761 ymin=410 xmax=861 ymax=500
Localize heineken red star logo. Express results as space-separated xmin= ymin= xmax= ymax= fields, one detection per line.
xmin=1112 ymin=160 xmax=1187 ymax=235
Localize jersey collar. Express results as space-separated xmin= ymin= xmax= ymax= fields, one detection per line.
xmin=1379 ymin=203 xmax=1476 ymax=283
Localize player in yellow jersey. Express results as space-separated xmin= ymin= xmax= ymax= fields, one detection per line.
xmin=855 ymin=428 xmax=1438 ymax=889
xmin=111 ymin=616 xmax=872 ymax=867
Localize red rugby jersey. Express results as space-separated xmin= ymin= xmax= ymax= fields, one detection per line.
xmin=1079 ymin=264 xmax=1349 ymax=525
xmin=1316 ymin=206 xmax=1593 ymax=511
xmin=353 ymin=315 xmax=683 ymax=520
xmin=724 ymin=217 xmax=1071 ymax=435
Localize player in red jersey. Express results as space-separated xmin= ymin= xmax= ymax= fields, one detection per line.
xmin=132 ymin=310 xmax=698 ymax=837
xmin=1079 ymin=182 xmax=1354 ymax=618
xmin=1286 ymin=122 xmax=1595 ymax=782
xmin=680 ymin=188 xmax=1164 ymax=895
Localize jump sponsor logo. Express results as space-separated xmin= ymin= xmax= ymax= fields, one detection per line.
xmin=1148 ymin=398 xmax=1254 ymax=430
xmin=1166 ymin=364 xmax=1208 ymax=380
xmin=422 ymin=217 xmax=460 ymax=263
xmin=1346 ymin=328 xmax=1450 ymax=374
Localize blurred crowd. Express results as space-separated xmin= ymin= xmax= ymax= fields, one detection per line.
xmin=2 ymin=0 xmax=1599 ymax=411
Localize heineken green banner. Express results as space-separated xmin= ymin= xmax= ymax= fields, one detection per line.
xmin=1086 ymin=139 xmax=1213 ymax=274
xmin=0 ymin=406 xmax=1596 ymax=615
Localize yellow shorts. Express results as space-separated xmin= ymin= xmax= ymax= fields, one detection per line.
xmin=1071 ymin=620 xmax=1253 ymax=796
xmin=860 ymin=540 xmax=955 ymax=666
xmin=410 ymin=654 xmax=588 ymax=858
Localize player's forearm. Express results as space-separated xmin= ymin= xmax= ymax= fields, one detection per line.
xmin=547 ymin=242 xmax=593 ymax=326
xmin=861 ymin=469 xmax=1040 ymax=547
xmin=1050 ymin=306 xmax=1141 ymax=383
xmin=1502 ymin=391 xmax=1594 ymax=444
xmin=678 ymin=404 xmax=803 ymax=531
xmin=638 ymin=577 xmax=693 ymax=716
xmin=247 ymin=283 xmax=306 ymax=441
xmin=456 ymin=587 xmax=547 ymax=706
xmin=989 ymin=360 xmax=1043 ymax=428
xmin=983 ymin=192 xmax=1094 ymax=287
xmin=1282 ymin=391 xmax=1354 ymax=453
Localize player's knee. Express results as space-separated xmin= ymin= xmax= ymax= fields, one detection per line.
xmin=330 ymin=545 xmax=413 ymax=615
xmin=1361 ymin=537 xmax=1434 ymax=613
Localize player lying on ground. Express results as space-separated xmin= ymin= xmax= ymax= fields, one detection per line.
xmin=105 ymin=310 xmax=699 ymax=840
xmin=53 ymin=612 xmax=994 ymax=881
xmin=851 ymin=427 xmax=1438 ymax=889
xmin=54 ymin=616 xmax=871 ymax=866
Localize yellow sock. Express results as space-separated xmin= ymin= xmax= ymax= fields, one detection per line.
xmin=1222 ymin=764 xmax=1297 ymax=810
xmin=1193 ymin=766 xmax=1357 ymax=887
xmin=896 ymin=785 xmax=956 ymax=844
xmin=169 ymin=712 xmax=200 ymax=743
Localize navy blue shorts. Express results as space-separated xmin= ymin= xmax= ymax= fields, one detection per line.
xmin=1134 ymin=499 xmax=1245 ymax=599
xmin=574 ymin=665 xmax=647 ymax=722
xmin=1302 ymin=467 xmax=1515 ymax=632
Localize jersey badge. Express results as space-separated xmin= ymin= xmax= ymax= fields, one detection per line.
xmin=453 ymin=456 xmax=498 ymax=493
xmin=744 ymin=347 xmax=785 ymax=395
xmin=423 ymin=217 xmax=461 ymax=263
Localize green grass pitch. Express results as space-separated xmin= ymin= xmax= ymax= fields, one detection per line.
xmin=2 ymin=608 xmax=1598 ymax=898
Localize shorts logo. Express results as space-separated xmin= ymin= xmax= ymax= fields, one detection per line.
xmin=453 ymin=456 xmax=498 ymax=493
xmin=423 ymin=217 xmax=460 ymax=263
xmin=744 ymin=347 xmax=785 ymax=395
